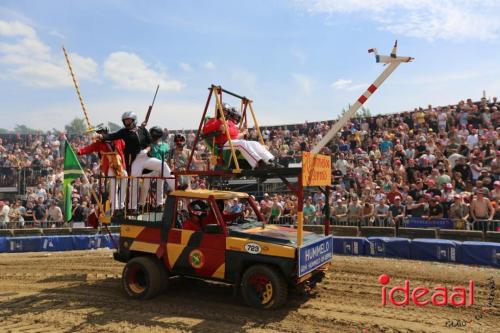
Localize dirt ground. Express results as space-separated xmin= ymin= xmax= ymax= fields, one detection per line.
xmin=0 ymin=250 xmax=498 ymax=333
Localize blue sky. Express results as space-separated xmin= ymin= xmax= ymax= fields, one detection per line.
xmin=1 ymin=0 xmax=500 ymax=131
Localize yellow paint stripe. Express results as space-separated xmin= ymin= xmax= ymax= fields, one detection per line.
xmin=181 ymin=229 xmax=194 ymax=245
xmin=167 ymin=244 xmax=185 ymax=267
xmin=129 ymin=241 xmax=158 ymax=253
xmin=120 ymin=225 xmax=145 ymax=239
xmin=226 ymin=237 xmax=295 ymax=259
xmin=212 ymin=263 xmax=225 ymax=279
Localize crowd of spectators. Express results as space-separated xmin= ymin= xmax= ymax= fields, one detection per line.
xmin=0 ymin=96 xmax=499 ymax=230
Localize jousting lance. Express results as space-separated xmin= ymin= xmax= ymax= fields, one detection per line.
xmin=311 ymin=41 xmax=413 ymax=154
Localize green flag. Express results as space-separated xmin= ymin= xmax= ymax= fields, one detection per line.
xmin=63 ymin=139 xmax=84 ymax=222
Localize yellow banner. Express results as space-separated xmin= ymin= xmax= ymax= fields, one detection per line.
xmin=302 ymin=152 xmax=331 ymax=186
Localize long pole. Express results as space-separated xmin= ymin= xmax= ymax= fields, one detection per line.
xmin=311 ymin=61 xmax=401 ymax=154
xmin=62 ymin=46 xmax=92 ymax=130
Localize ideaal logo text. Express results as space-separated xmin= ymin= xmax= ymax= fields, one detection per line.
xmin=379 ymin=274 xmax=474 ymax=307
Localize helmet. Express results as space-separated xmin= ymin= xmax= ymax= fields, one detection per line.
xmin=149 ymin=126 xmax=163 ymax=140
xmin=121 ymin=111 xmax=137 ymax=129
xmin=222 ymin=103 xmax=232 ymax=113
xmin=174 ymin=133 xmax=186 ymax=145
xmin=188 ymin=200 xmax=209 ymax=218
xmin=225 ymin=106 xmax=242 ymax=124
xmin=94 ymin=123 xmax=109 ymax=134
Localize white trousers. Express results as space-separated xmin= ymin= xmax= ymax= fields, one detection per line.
xmin=224 ymin=139 xmax=274 ymax=168
xmin=107 ymin=168 xmax=128 ymax=212
xmin=130 ymin=152 xmax=175 ymax=209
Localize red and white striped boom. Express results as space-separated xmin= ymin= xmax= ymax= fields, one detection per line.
xmin=311 ymin=41 xmax=413 ymax=154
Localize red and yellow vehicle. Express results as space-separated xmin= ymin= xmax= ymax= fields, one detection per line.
xmin=115 ymin=184 xmax=333 ymax=309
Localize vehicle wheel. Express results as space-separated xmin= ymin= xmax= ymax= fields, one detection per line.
xmin=122 ymin=256 xmax=162 ymax=299
xmin=241 ymin=264 xmax=288 ymax=310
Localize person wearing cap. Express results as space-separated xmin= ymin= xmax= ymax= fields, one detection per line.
xmin=425 ymin=179 xmax=442 ymax=197
xmin=0 ymin=200 xmax=9 ymax=229
xmin=470 ymin=188 xmax=494 ymax=232
xmin=332 ymin=198 xmax=348 ymax=224
xmin=449 ymin=195 xmax=469 ymax=229
xmin=423 ymin=195 xmax=443 ymax=219
xmin=491 ymin=180 xmax=500 ymax=201
xmin=389 ymin=196 xmax=405 ymax=227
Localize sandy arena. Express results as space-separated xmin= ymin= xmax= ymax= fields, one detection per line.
xmin=0 ymin=250 xmax=497 ymax=333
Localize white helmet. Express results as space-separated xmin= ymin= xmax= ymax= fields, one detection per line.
xmin=122 ymin=111 xmax=137 ymax=128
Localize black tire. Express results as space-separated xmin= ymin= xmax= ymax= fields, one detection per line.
xmin=122 ymin=256 xmax=162 ymax=299
xmin=241 ymin=264 xmax=288 ymax=310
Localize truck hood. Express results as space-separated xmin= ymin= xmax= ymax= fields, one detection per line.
xmin=228 ymin=223 xmax=324 ymax=247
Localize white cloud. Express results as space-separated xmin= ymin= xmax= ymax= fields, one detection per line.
xmin=204 ymin=61 xmax=216 ymax=70
xmin=49 ymin=30 xmax=66 ymax=39
xmin=179 ymin=62 xmax=192 ymax=72
xmin=0 ymin=19 xmax=98 ymax=88
xmin=331 ymin=78 xmax=367 ymax=91
xmin=296 ymin=0 xmax=500 ymax=41
xmin=292 ymin=73 xmax=314 ymax=96
xmin=103 ymin=52 xmax=184 ymax=92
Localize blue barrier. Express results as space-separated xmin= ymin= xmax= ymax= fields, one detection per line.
xmin=461 ymin=241 xmax=500 ymax=268
xmin=332 ymin=237 xmax=365 ymax=255
xmin=43 ymin=236 xmax=74 ymax=251
xmin=0 ymin=234 xmax=119 ymax=253
xmin=365 ymin=237 xmax=411 ymax=259
xmin=7 ymin=237 xmax=43 ymax=253
xmin=0 ymin=237 xmax=8 ymax=252
xmin=407 ymin=217 xmax=454 ymax=229
xmin=0 ymin=233 xmax=499 ymax=268
xmin=410 ymin=238 xmax=461 ymax=263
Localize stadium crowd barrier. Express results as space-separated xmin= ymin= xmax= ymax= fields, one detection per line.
xmin=0 ymin=226 xmax=499 ymax=268
xmin=0 ymin=233 xmax=118 ymax=253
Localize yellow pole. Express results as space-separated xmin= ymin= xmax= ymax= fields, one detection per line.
xmin=62 ymin=46 xmax=92 ymax=130
xmin=248 ymin=102 xmax=265 ymax=146
xmin=297 ymin=211 xmax=304 ymax=247
xmin=214 ymin=88 xmax=241 ymax=172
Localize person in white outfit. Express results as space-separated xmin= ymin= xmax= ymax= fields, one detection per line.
xmin=99 ymin=112 xmax=174 ymax=212
xmin=202 ymin=103 xmax=277 ymax=169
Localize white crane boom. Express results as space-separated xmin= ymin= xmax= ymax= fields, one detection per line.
xmin=311 ymin=41 xmax=413 ymax=154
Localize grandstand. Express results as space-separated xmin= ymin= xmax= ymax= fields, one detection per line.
xmin=0 ymin=96 xmax=499 ymax=242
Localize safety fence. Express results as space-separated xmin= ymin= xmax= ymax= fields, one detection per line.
xmin=0 ymin=221 xmax=68 ymax=229
xmin=0 ymin=232 xmax=498 ymax=268
xmin=266 ymin=215 xmax=500 ymax=232
xmin=0 ymin=233 xmax=118 ymax=253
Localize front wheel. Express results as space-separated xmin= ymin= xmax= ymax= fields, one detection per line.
xmin=122 ymin=256 xmax=162 ymax=299
xmin=241 ymin=264 xmax=287 ymax=309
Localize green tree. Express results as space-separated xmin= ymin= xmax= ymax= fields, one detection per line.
xmin=13 ymin=124 xmax=43 ymax=134
xmin=64 ymin=117 xmax=87 ymax=135
xmin=0 ymin=128 xmax=10 ymax=134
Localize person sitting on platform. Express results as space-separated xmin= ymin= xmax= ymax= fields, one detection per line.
xmin=202 ymin=103 xmax=278 ymax=169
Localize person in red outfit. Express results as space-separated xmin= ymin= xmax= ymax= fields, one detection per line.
xmin=202 ymin=103 xmax=276 ymax=169
xmin=77 ymin=124 xmax=127 ymax=214
xmin=183 ymin=200 xmax=210 ymax=231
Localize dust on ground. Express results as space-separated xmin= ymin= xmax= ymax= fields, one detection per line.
xmin=0 ymin=250 xmax=498 ymax=332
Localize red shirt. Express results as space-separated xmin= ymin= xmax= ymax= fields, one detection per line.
xmin=202 ymin=118 xmax=239 ymax=145
xmin=77 ymin=139 xmax=126 ymax=174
